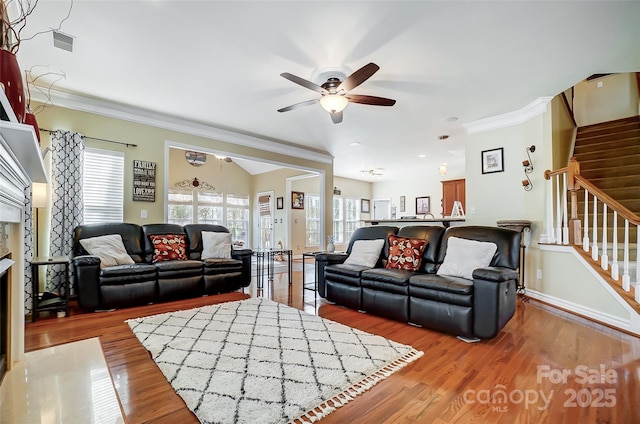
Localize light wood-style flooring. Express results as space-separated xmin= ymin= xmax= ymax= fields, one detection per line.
xmin=25 ymin=267 xmax=640 ymax=423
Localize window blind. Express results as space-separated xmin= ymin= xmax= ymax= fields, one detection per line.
xmin=83 ymin=148 xmax=124 ymax=224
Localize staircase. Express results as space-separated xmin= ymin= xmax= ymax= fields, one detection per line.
xmin=567 ymin=115 xmax=640 ymax=312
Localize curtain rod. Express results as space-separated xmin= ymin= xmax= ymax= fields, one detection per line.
xmin=39 ymin=128 xmax=138 ymax=148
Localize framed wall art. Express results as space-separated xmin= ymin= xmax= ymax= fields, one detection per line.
xmin=276 ymin=197 xmax=284 ymax=210
xmin=481 ymin=147 xmax=504 ymax=174
xmin=361 ymin=199 xmax=370 ymax=214
xmin=400 ymin=195 xmax=406 ymax=212
xmin=292 ymin=191 xmax=304 ymax=209
xmin=415 ymin=196 xmax=430 ymax=215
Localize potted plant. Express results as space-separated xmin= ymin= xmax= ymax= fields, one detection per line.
xmin=0 ymin=0 xmax=39 ymax=122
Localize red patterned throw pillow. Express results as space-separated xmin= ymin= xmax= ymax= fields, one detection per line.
xmin=149 ymin=234 xmax=188 ymax=262
xmin=385 ymin=235 xmax=427 ymax=271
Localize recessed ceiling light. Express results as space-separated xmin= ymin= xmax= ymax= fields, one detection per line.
xmin=349 ymin=142 xmax=361 ymax=146
xmin=418 ymin=154 xmax=426 ymax=158
xmin=443 ymin=116 xmax=458 ymax=123
xmin=439 ymin=135 xmax=450 ymax=141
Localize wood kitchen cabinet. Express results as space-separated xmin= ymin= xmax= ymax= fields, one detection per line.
xmin=441 ymin=179 xmax=465 ymax=217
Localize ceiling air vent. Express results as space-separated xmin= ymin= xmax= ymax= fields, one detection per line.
xmin=53 ymin=31 xmax=74 ymax=52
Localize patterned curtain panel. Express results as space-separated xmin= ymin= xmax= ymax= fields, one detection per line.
xmin=46 ymin=130 xmax=84 ymax=294
xmin=23 ymin=185 xmax=34 ymax=315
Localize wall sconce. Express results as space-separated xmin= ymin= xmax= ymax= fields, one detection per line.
xmin=523 ymin=145 xmax=535 ymax=173
xmin=439 ymin=163 xmax=447 ymax=177
xmin=522 ymin=145 xmax=535 ymax=191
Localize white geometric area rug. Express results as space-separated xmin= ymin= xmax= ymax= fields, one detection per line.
xmin=126 ymin=297 xmax=423 ymax=424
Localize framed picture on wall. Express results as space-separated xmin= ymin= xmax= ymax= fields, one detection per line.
xmin=361 ymin=199 xmax=370 ymax=214
xmin=416 ymin=196 xmax=430 ymax=215
xmin=292 ymin=191 xmax=304 ymax=209
xmin=400 ymin=195 xmax=406 ymax=212
xmin=276 ymin=197 xmax=284 ymax=210
xmin=481 ymin=147 xmax=504 ymax=174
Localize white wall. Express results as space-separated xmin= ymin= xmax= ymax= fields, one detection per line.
xmin=574 ymin=73 xmax=639 ymax=126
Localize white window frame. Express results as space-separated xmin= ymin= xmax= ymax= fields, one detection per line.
xmin=82 ymin=148 xmax=124 ymax=224
xmin=332 ymin=196 xmax=344 ymax=244
xmin=344 ymin=197 xmax=360 ymax=242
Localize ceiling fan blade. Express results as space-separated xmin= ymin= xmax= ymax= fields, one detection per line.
xmin=330 ymin=111 xmax=343 ymax=124
xmin=347 ymin=94 xmax=396 ymax=106
xmin=280 ymin=72 xmax=327 ymax=94
xmin=338 ymin=63 xmax=380 ymax=92
xmin=277 ymin=98 xmax=319 ymax=113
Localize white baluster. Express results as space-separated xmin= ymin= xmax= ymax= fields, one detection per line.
xmin=562 ymin=173 xmax=569 ymax=244
xmin=556 ymin=175 xmax=562 ymax=244
xmin=592 ymin=196 xmax=599 ymax=261
xmin=541 ymin=176 xmax=556 ymax=243
xmin=611 ymin=211 xmax=618 ymax=280
xmin=583 ymin=188 xmax=590 ymax=252
xmin=622 ymin=219 xmax=630 ymax=291
xmin=601 ymin=204 xmax=608 ymax=270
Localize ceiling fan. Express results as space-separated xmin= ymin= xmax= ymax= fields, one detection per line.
xmin=277 ymin=63 xmax=396 ymax=124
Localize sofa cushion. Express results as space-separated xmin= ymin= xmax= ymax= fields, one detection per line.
xmin=344 ymin=239 xmax=385 ymax=267
xmin=98 ymin=263 xmax=157 ymax=285
xmin=362 ymin=268 xmax=413 ymax=287
xmin=203 ymin=258 xmax=243 ymax=274
xmin=201 ymin=231 xmax=232 ymax=259
xmin=148 ymin=234 xmax=188 ymax=263
xmin=437 ymin=236 xmax=497 ymax=279
xmin=79 ymin=234 xmax=135 ymax=269
xmin=409 ymin=273 xmax=473 ymax=306
xmin=385 ymin=235 xmax=427 ymax=271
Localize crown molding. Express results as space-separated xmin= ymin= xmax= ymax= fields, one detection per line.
xmin=29 ymin=87 xmax=333 ymax=164
xmin=463 ymin=96 xmax=553 ymax=135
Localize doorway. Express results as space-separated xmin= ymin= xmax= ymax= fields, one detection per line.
xmin=257 ymin=192 xmax=274 ymax=249
xmin=372 ymin=199 xmax=391 ymax=220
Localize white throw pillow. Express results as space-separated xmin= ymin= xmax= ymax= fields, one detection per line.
xmin=437 ymin=236 xmax=497 ymax=280
xmin=344 ymin=239 xmax=385 ymax=268
xmin=201 ymin=231 xmax=232 ymax=260
xmin=79 ymin=234 xmax=135 ymax=269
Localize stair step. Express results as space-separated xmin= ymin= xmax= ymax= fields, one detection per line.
xmin=574 ymin=136 xmax=640 ymax=154
xmin=577 ymin=115 xmax=640 ymax=135
xmin=588 ymin=175 xmax=640 ymax=189
xmin=581 ymin=163 xmax=640 ymax=179
xmin=575 ymin=144 xmax=640 ymax=162
xmin=575 ymin=128 xmax=640 ymax=146
xmin=577 ymin=153 xmax=640 ymax=168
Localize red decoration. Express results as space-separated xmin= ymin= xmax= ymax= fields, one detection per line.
xmin=149 ymin=234 xmax=188 ymax=263
xmin=23 ymin=112 xmax=41 ymax=144
xmin=0 ymin=49 xmax=25 ymax=123
xmin=385 ymin=235 xmax=428 ymax=271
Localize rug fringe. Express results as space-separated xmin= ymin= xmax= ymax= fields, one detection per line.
xmin=288 ymin=348 xmax=424 ymax=424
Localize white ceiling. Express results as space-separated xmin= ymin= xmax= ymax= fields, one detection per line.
xmin=15 ymin=1 xmax=640 ymax=181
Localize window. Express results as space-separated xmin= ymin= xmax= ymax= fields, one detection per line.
xmin=226 ymin=194 xmax=249 ymax=244
xmin=197 ymin=191 xmax=223 ymax=224
xmin=83 ymin=148 xmax=124 ymax=224
xmin=332 ymin=197 xmax=344 ymax=243
xmin=167 ymin=190 xmax=248 ymax=244
xmin=306 ymin=194 xmax=320 ymax=246
xmin=345 ymin=197 xmax=360 ymax=241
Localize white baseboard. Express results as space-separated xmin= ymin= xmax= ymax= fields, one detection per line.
xmin=526 ymin=289 xmax=638 ymax=335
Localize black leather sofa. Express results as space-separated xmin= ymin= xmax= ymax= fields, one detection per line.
xmin=72 ymin=223 xmax=252 ymax=310
xmin=315 ymin=225 xmax=521 ymax=339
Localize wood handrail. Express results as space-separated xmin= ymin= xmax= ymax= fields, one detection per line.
xmin=574 ymin=175 xmax=640 ymax=226
xmin=544 ymin=167 xmax=568 ymax=179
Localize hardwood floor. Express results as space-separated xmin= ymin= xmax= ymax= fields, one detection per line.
xmin=25 ymin=268 xmax=640 ymax=423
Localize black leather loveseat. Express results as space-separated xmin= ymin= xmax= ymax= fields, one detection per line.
xmin=72 ymin=223 xmax=252 ymax=311
xmin=315 ymin=225 xmax=521 ymax=340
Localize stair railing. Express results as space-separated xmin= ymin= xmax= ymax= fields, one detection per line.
xmin=544 ymin=157 xmax=640 ymax=301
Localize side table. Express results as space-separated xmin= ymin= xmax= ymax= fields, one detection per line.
xmin=302 ymin=252 xmax=320 ymax=305
xmin=31 ymin=256 xmax=70 ymax=322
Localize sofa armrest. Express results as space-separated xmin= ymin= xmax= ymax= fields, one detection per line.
xmin=72 ymin=255 xmax=101 ymax=311
xmin=315 ymin=252 xmax=349 ymax=298
xmin=472 ymin=267 xmax=518 ymax=283
xmin=472 ymin=266 xmax=518 ymax=339
xmin=232 ymin=248 xmax=253 ymax=286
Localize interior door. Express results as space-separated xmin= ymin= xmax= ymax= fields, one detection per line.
xmin=372 ymin=199 xmax=390 ymax=220
xmin=257 ymin=192 xmax=274 ymax=249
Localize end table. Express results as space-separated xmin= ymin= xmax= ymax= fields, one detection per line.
xmin=31 ymin=256 xmax=70 ymax=322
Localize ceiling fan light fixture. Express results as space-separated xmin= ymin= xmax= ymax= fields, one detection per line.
xmin=320 ymin=94 xmax=349 ymax=114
